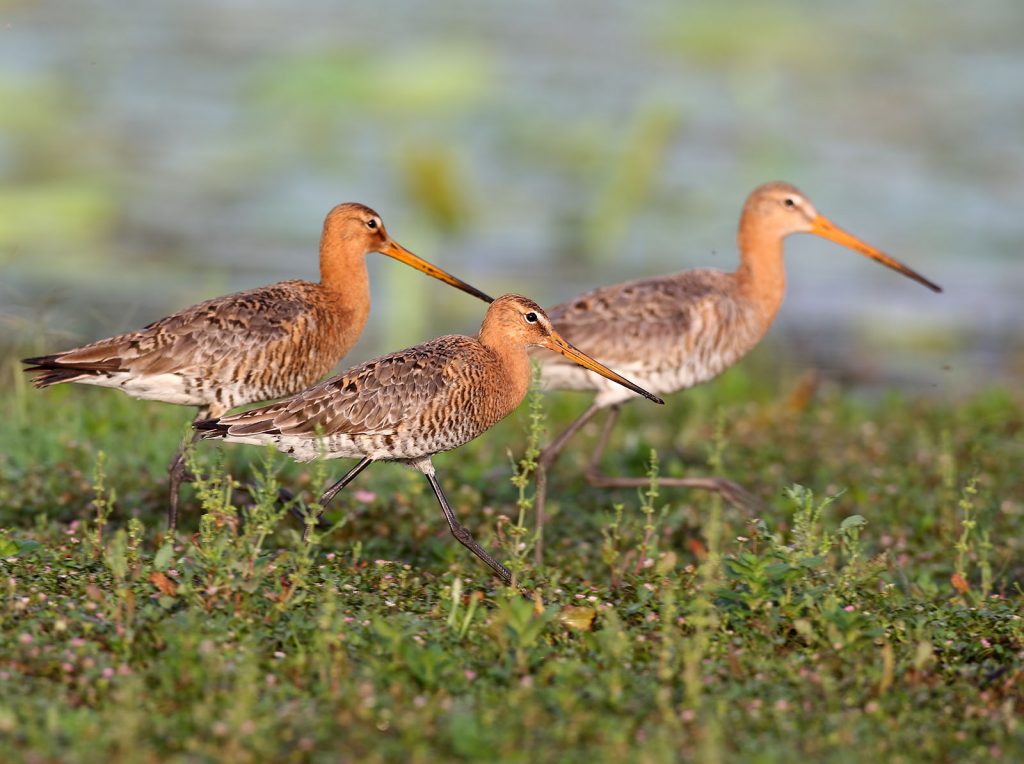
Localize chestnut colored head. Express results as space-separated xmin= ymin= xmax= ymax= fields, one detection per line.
xmin=739 ymin=182 xmax=942 ymax=293
xmin=480 ymin=294 xmax=664 ymax=404
xmin=319 ymin=203 xmax=493 ymax=303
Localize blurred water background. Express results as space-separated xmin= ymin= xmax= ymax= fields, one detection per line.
xmin=1 ymin=0 xmax=1022 ymax=392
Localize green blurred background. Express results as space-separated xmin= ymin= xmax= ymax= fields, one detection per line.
xmin=1 ymin=0 xmax=1021 ymax=391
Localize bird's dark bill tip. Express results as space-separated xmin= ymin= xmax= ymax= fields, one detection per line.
xmin=914 ymin=273 xmax=942 ymax=293
xmin=469 ymin=286 xmax=496 ymax=304
xmin=630 ymin=385 xmax=664 ymax=405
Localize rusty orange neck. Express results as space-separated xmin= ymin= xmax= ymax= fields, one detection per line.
xmin=478 ymin=327 xmax=532 ymax=415
xmin=319 ymin=235 xmax=371 ymax=311
xmin=734 ymin=221 xmax=787 ymax=332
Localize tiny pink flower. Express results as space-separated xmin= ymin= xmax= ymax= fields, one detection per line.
xmin=354 ymin=490 xmax=376 ymax=503
xmin=464 ymin=669 xmax=477 ymax=681
xmin=18 ymin=633 xmax=32 ymax=644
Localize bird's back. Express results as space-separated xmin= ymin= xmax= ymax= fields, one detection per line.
xmin=538 ymin=269 xmax=766 ymax=405
xmin=24 ymin=280 xmax=363 ymax=413
xmin=201 ymin=334 xmax=521 ymax=462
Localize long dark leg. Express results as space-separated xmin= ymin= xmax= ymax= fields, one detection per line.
xmin=303 ymin=457 xmax=373 ymax=543
xmin=532 ymin=402 xmax=605 ymax=566
xmin=426 ymin=472 xmax=514 ymax=587
xmin=588 ymin=470 xmax=758 ymax=508
xmin=582 ymin=406 xmax=758 ymax=510
xmin=167 ymin=406 xmax=211 ymax=531
xmin=319 ymin=457 xmax=373 ymax=507
xmin=583 ymin=403 xmax=622 ymax=479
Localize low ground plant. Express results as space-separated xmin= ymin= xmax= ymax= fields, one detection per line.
xmin=0 ymin=355 xmax=1021 ymax=762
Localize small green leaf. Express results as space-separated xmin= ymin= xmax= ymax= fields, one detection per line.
xmin=840 ymin=515 xmax=867 ymax=532
xmin=153 ymin=543 xmax=174 ymax=571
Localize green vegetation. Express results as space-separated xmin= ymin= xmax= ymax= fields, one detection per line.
xmin=0 ymin=354 xmax=1021 ymax=762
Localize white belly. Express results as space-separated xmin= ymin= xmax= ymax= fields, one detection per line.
xmin=216 ymin=431 xmax=431 ymax=464
xmin=75 ymin=372 xmax=207 ymax=407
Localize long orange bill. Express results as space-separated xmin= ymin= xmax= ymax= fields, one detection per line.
xmin=810 ymin=216 xmax=942 ymax=293
xmin=543 ymin=334 xmax=664 ymax=405
xmin=380 ymin=239 xmax=495 ymax=304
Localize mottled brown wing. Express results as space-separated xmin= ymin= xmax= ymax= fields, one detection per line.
xmin=220 ymin=335 xmax=477 ymax=438
xmin=543 ymin=270 xmax=732 ymax=367
xmin=38 ymin=281 xmax=317 ymax=374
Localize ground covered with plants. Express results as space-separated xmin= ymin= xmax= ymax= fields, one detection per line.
xmin=0 ymin=355 xmax=1021 ymax=762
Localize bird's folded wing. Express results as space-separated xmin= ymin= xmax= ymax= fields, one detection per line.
xmin=219 ymin=335 xmax=475 ymax=438
xmin=541 ymin=270 xmax=730 ymax=367
xmin=34 ymin=281 xmax=315 ymax=375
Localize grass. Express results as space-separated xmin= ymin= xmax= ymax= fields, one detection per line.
xmin=0 ymin=351 xmax=1021 ymax=763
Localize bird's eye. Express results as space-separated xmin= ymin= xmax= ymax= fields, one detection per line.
xmin=366 ymin=218 xmax=379 ymax=230
xmin=783 ymin=198 xmax=796 ymax=208
xmin=524 ymin=312 xmax=538 ymax=324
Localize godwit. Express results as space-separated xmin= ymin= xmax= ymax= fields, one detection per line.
xmin=23 ymin=203 xmax=494 ymax=529
xmin=195 ymin=294 xmax=663 ymax=586
xmin=532 ymin=181 xmax=942 ymax=557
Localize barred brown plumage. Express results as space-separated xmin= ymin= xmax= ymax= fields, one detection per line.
xmin=23 ymin=203 xmax=493 ymax=529
xmin=530 ymin=182 xmax=942 ymax=563
xmin=196 ymin=294 xmax=663 ymax=588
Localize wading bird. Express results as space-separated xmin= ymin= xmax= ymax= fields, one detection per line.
xmin=23 ymin=203 xmax=493 ymax=529
xmin=195 ymin=294 xmax=663 ymax=587
xmin=532 ymin=182 xmax=942 ymax=559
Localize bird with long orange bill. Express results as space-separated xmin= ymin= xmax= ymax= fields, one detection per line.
xmin=23 ymin=203 xmax=493 ymax=529
xmin=195 ymin=294 xmax=663 ymax=587
xmin=531 ymin=181 xmax=942 ymax=558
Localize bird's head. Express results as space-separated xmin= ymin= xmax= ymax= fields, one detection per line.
xmin=481 ymin=294 xmax=664 ymax=404
xmin=320 ymin=203 xmax=493 ymax=302
xmin=741 ymin=182 xmax=942 ymax=293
